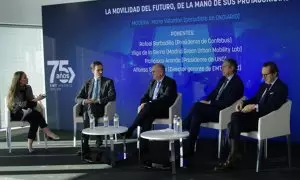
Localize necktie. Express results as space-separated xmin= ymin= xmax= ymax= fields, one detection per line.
xmin=259 ymin=84 xmax=271 ymax=105
xmin=216 ymin=78 xmax=228 ymax=100
xmin=92 ymin=79 xmax=99 ymax=100
xmin=152 ymin=81 xmax=161 ymax=100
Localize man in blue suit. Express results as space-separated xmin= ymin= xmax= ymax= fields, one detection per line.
xmin=75 ymin=61 xmax=116 ymax=162
xmin=216 ymin=61 xmax=288 ymax=170
xmin=183 ymin=58 xmax=244 ymax=158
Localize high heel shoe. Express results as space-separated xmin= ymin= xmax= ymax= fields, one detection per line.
xmin=48 ymin=135 xmax=60 ymax=141
xmin=28 ymin=148 xmax=35 ymax=154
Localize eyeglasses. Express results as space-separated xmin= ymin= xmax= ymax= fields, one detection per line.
xmin=262 ymin=73 xmax=272 ymax=78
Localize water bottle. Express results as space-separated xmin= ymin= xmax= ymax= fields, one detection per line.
xmin=173 ymin=115 xmax=178 ymax=133
xmin=177 ymin=116 xmax=182 ymax=133
xmin=113 ymin=113 xmax=119 ymax=128
xmin=89 ymin=114 xmax=95 ymax=129
xmin=103 ymin=114 xmax=109 ymax=127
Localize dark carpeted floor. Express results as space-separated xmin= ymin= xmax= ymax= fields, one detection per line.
xmin=0 ymin=131 xmax=299 ymax=180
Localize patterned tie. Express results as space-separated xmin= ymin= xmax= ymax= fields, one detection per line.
xmin=259 ymin=84 xmax=271 ymax=105
xmin=152 ymin=81 xmax=161 ymax=100
xmin=92 ymin=79 xmax=99 ymax=100
xmin=216 ymin=78 xmax=228 ymax=100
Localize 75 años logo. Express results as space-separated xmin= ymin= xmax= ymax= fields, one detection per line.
xmin=47 ymin=60 xmax=75 ymax=84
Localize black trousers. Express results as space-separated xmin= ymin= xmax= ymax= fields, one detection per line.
xmin=23 ymin=110 xmax=48 ymax=140
xmin=82 ymin=112 xmax=103 ymax=154
xmin=129 ymin=103 xmax=168 ymax=133
xmin=183 ymin=102 xmax=220 ymax=154
xmin=128 ymin=103 xmax=168 ymax=151
xmin=228 ymin=111 xmax=259 ymax=140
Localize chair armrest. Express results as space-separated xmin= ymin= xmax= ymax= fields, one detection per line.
xmin=36 ymin=102 xmax=45 ymax=118
xmin=169 ymin=93 xmax=182 ymax=123
xmin=258 ymin=100 xmax=291 ymax=140
xmin=73 ymin=103 xmax=82 ymax=120
xmin=219 ymin=96 xmax=246 ymax=129
xmin=219 ymin=104 xmax=236 ymax=129
xmin=104 ymin=101 xmax=116 ymax=121
xmin=4 ymin=104 xmax=10 ymax=128
xmin=4 ymin=97 xmax=10 ymax=128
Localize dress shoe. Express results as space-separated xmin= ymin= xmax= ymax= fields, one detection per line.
xmin=160 ymin=163 xmax=171 ymax=170
xmin=182 ymin=159 xmax=189 ymax=168
xmin=214 ymin=154 xmax=242 ymax=171
xmin=83 ymin=154 xmax=94 ymax=163
xmin=143 ymin=161 xmax=152 ymax=169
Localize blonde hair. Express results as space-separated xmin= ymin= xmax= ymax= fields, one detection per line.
xmin=7 ymin=71 xmax=25 ymax=111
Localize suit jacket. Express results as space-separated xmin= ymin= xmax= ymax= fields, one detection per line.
xmin=206 ymin=74 xmax=244 ymax=109
xmin=75 ymin=76 xmax=116 ymax=118
xmin=140 ymin=76 xmax=177 ymax=110
xmin=243 ymin=78 xmax=288 ymax=117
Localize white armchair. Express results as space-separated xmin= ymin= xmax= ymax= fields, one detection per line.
xmin=197 ymin=96 xmax=246 ymax=158
xmin=4 ymin=97 xmax=48 ymax=153
xmin=241 ymin=100 xmax=292 ymax=172
xmin=73 ymin=101 xmax=116 ymax=147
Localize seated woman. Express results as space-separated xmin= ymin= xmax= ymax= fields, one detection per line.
xmin=7 ymin=71 xmax=60 ymax=153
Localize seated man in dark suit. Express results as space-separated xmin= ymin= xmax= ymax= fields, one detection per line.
xmin=216 ymin=61 xmax=288 ymax=170
xmin=125 ymin=63 xmax=177 ymax=145
xmin=75 ymin=61 xmax=116 ymax=162
xmin=183 ymin=58 xmax=244 ymax=157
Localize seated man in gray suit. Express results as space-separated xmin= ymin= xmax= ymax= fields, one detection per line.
xmin=75 ymin=61 xmax=116 ymax=162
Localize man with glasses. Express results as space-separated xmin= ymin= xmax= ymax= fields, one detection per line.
xmin=183 ymin=58 xmax=244 ymax=159
xmin=216 ymin=61 xmax=288 ymax=170
xmin=75 ymin=61 xmax=116 ymax=162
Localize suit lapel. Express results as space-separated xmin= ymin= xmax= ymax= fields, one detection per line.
xmin=88 ymin=79 xmax=94 ymax=99
xmin=157 ymin=77 xmax=166 ymax=98
xmin=149 ymin=80 xmax=156 ymax=99
xmin=99 ymin=77 xmax=105 ymax=97
xmin=269 ymin=79 xmax=278 ymax=92
xmin=224 ymin=75 xmax=234 ymax=90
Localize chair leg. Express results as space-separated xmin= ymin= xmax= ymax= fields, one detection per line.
xmin=264 ymin=139 xmax=268 ymax=159
xmin=73 ymin=122 xmax=77 ymax=147
xmin=256 ymin=140 xmax=264 ymax=172
xmin=218 ymin=130 xmax=223 ymax=159
xmin=6 ymin=128 xmax=9 ymax=148
xmin=44 ymin=132 xmax=48 ymax=149
xmin=194 ymin=137 xmax=198 ymax=153
xmin=169 ymin=124 xmax=172 ymax=151
xmin=286 ymin=135 xmax=292 ymax=168
xmin=36 ymin=128 xmax=41 ymax=145
xmin=137 ymin=126 xmax=141 ymax=161
xmin=7 ymin=127 xmax=12 ymax=153
xmin=123 ymin=136 xmax=127 ymax=159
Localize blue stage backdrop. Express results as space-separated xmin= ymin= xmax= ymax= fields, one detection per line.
xmin=42 ymin=0 xmax=300 ymax=141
